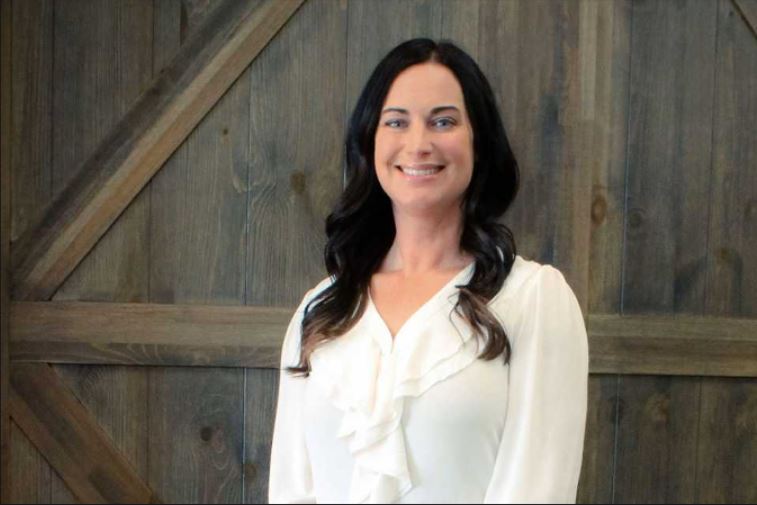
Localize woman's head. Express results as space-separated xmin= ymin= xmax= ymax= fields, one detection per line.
xmin=347 ymin=38 xmax=518 ymax=226
xmin=290 ymin=39 xmax=519 ymax=376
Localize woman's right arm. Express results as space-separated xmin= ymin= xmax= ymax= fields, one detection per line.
xmin=268 ymin=289 xmax=317 ymax=504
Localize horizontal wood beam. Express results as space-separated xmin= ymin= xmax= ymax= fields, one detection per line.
xmin=10 ymin=0 xmax=305 ymax=301
xmin=9 ymin=301 xmax=757 ymax=377
xmin=9 ymin=363 xmax=160 ymax=503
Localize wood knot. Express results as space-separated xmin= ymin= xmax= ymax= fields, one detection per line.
xmin=628 ymin=208 xmax=645 ymax=230
xmin=290 ymin=171 xmax=306 ymax=195
xmin=591 ymin=194 xmax=607 ymax=226
xmin=200 ymin=426 xmax=213 ymax=442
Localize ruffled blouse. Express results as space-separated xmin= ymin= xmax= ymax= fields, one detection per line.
xmin=269 ymin=255 xmax=588 ymax=504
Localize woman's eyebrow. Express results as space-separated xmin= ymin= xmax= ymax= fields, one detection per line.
xmin=381 ymin=105 xmax=461 ymax=115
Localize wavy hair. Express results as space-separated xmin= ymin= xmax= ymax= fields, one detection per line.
xmin=288 ymin=38 xmax=519 ymax=376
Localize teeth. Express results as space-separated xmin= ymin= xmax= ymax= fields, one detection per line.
xmin=402 ymin=166 xmax=442 ymax=176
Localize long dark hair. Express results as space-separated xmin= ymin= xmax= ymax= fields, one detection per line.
xmin=288 ymin=38 xmax=519 ymax=376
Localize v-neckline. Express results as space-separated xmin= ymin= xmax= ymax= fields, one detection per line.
xmin=367 ymin=261 xmax=476 ymax=350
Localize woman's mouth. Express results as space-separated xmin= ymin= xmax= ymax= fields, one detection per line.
xmin=396 ymin=164 xmax=445 ymax=177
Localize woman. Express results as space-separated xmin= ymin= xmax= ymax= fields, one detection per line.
xmin=269 ymin=38 xmax=588 ymax=504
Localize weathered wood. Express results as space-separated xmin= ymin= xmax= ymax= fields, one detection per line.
xmin=577 ymin=375 xmax=617 ymax=504
xmin=696 ymin=377 xmax=757 ymax=503
xmin=9 ymin=363 xmax=159 ymax=503
xmin=577 ymin=0 xmax=631 ymax=499
xmin=589 ymin=314 xmax=757 ymax=377
xmin=10 ymin=302 xmax=757 ymax=377
xmin=733 ymin=0 xmax=757 ymax=37
xmin=7 ymin=0 xmax=56 ymax=500
xmin=614 ymin=376 xmax=700 ymax=502
xmin=147 ymin=2 xmax=251 ymax=500
xmin=617 ymin=2 xmax=718 ymax=501
xmin=696 ymin=3 xmax=757 ymax=501
xmin=1 ymin=1 xmax=12 ymax=500
xmin=478 ymin=0 xmax=590 ymax=308
xmin=46 ymin=2 xmax=156 ymax=502
xmin=243 ymin=0 xmax=347 ymax=499
xmin=706 ymin=0 xmax=757 ymax=318
xmin=10 ymin=0 xmax=305 ymax=301
xmin=9 ymin=421 xmax=51 ymax=504
xmin=10 ymin=301 xmax=289 ymax=368
xmin=244 ymin=369 xmax=278 ymax=503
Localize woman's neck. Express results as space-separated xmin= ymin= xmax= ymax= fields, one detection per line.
xmin=380 ymin=204 xmax=472 ymax=276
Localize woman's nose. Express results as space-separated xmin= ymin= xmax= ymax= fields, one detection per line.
xmin=405 ymin=123 xmax=433 ymax=156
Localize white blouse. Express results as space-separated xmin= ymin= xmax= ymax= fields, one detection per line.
xmin=269 ymin=255 xmax=588 ymax=504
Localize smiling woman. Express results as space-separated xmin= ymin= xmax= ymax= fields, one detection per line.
xmin=269 ymin=38 xmax=588 ymax=504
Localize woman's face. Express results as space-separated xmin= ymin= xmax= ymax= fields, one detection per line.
xmin=374 ymin=62 xmax=474 ymax=215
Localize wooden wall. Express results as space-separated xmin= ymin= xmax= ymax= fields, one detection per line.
xmin=2 ymin=0 xmax=756 ymax=503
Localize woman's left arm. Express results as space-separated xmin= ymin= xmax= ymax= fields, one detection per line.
xmin=483 ymin=265 xmax=589 ymax=504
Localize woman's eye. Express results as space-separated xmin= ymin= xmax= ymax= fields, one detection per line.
xmin=385 ymin=119 xmax=406 ymax=128
xmin=432 ymin=117 xmax=456 ymax=128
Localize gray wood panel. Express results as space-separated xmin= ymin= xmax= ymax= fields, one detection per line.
xmin=577 ymin=1 xmax=631 ymax=500
xmin=478 ymin=0 xmax=590 ymax=303
xmin=148 ymin=1 xmax=250 ymax=502
xmin=243 ymin=0 xmax=347 ymax=500
xmin=8 ymin=0 xmax=55 ymax=500
xmin=696 ymin=2 xmax=757 ymax=501
xmin=48 ymin=0 xmax=154 ymax=500
xmin=616 ymin=1 xmax=718 ymax=502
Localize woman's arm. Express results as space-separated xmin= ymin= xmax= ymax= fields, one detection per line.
xmin=483 ymin=265 xmax=589 ymax=504
xmin=269 ymin=289 xmax=317 ymax=504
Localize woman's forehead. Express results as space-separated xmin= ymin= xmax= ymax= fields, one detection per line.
xmin=383 ymin=62 xmax=465 ymax=112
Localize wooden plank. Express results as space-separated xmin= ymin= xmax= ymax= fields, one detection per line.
xmin=478 ymin=0 xmax=590 ymax=307
xmin=9 ymin=363 xmax=159 ymax=503
xmin=617 ymin=1 xmax=718 ymax=501
xmin=10 ymin=0 xmax=305 ymax=302
xmin=733 ymin=0 xmax=757 ymax=37
xmin=7 ymin=0 xmax=56 ymax=500
xmin=10 ymin=302 xmax=757 ymax=377
xmin=147 ymin=2 xmax=250 ymax=500
xmin=696 ymin=2 xmax=757 ymax=501
xmin=243 ymin=0 xmax=347 ymax=499
xmin=0 ymin=0 xmax=11 ymax=500
xmin=613 ymin=376 xmax=700 ymax=502
xmin=576 ymin=0 xmax=631 ymax=500
xmin=46 ymin=1 xmax=157 ymax=502
xmin=577 ymin=375 xmax=618 ymax=504
xmin=588 ymin=314 xmax=757 ymax=377
xmin=10 ymin=301 xmax=290 ymax=367
xmin=345 ymin=0 xmax=443 ymax=118
xmin=9 ymin=421 xmax=51 ymax=504
xmin=696 ymin=377 xmax=757 ymax=503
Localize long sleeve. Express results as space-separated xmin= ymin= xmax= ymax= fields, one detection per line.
xmin=269 ymin=289 xmax=317 ymax=504
xmin=483 ymin=265 xmax=589 ymax=504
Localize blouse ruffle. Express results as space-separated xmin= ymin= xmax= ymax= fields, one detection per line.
xmin=307 ymin=262 xmax=492 ymax=503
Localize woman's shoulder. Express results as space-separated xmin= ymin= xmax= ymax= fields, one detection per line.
xmin=493 ymin=254 xmax=573 ymax=306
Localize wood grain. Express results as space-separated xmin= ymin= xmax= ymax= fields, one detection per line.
xmin=10 ymin=0 xmax=305 ymax=302
xmin=696 ymin=3 xmax=757 ymax=502
xmin=147 ymin=1 xmax=253 ymax=500
xmin=243 ymin=0 xmax=347 ymax=498
xmin=10 ymin=302 xmax=757 ymax=378
xmin=9 ymin=363 xmax=158 ymax=503
xmin=616 ymin=1 xmax=719 ymax=502
xmin=45 ymin=2 xmax=156 ymax=501
xmin=478 ymin=0 xmax=590 ymax=307
xmin=1 ymin=0 xmax=11 ymax=500
xmin=7 ymin=0 xmax=56 ymax=500
xmin=614 ymin=376 xmax=700 ymax=502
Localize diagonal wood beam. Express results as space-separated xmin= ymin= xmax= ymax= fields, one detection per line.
xmin=733 ymin=0 xmax=757 ymax=39
xmin=9 ymin=363 xmax=160 ymax=503
xmin=9 ymin=301 xmax=757 ymax=377
xmin=10 ymin=0 xmax=306 ymax=301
